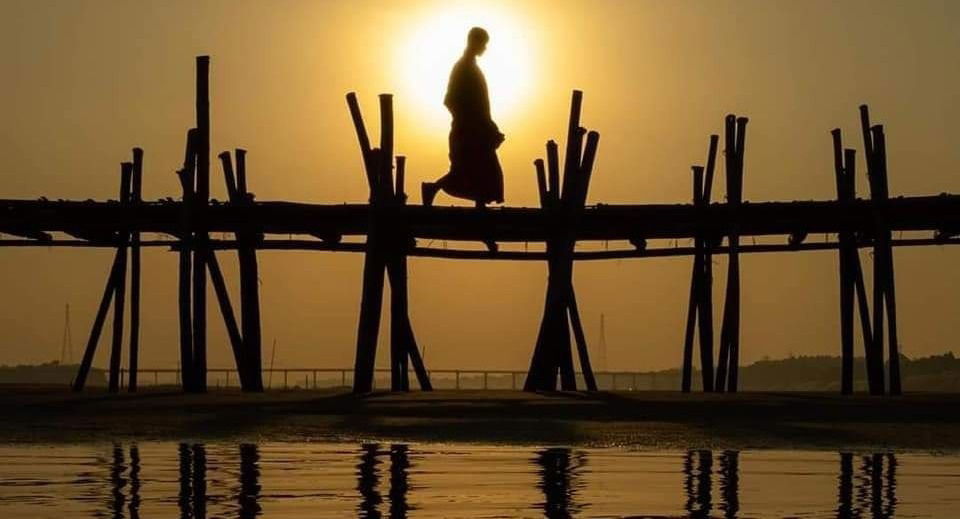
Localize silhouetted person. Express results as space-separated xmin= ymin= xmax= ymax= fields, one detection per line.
xmin=422 ymin=27 xmax=505 ymax=209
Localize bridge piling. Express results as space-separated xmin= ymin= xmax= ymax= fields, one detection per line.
xmin=107 ymin=162 xmax=133 ymax=393
xmin=525 ymin=91 xmax=600 ymax=391
xmin=175 ymin=129 xmax=197 ymax=392
xmin=716 ymin=115 xmax=748 ymax=393
xmin=128 ymin=148 xmax=143 ymax=392
xmin=192 ymin=55 xmax=211 ymax=393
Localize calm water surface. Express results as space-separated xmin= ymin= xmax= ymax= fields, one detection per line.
xmin=0 ymin=443 xmax=958 ymax=518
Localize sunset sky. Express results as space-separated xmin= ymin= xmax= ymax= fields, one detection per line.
xmin=1 ymin=0 xmax=958 ymax=379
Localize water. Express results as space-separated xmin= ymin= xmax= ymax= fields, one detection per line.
xmin=1 ymin=443 xmax=958 ymax=518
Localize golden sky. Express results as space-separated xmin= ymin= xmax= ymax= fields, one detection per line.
xmin=1 ymin=0 xmax=959 ymax=377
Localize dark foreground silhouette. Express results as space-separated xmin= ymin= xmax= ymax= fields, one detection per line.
xmin=422 ymin=26 xmax=505 ymax=207
xmin=3 ymin=388 xmax=960 ymax=450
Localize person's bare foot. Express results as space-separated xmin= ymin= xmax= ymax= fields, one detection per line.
xmin=421 ymin=182 xmax=439 ymax=207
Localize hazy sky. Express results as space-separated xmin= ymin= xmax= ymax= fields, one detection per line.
xmin=1 ymin=0 xmax=959 ymax=380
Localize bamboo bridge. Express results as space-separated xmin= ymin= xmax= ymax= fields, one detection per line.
xmin=4 ymin=56 xmax=958 ymax=396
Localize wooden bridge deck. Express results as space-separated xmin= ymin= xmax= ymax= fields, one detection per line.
xmin=2 ymin=195 xmax=959 ymax=259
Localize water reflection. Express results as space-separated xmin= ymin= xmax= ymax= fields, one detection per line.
xmin=839 ymin=451 xmax=898 ymax=518
xmin=355 ymin=443 xmax=413 ymax=518
xmin=237 ymin=444 xmax=261 ymax=519
xmin=535 ymin=447 xmax=586 ymax=518
xmin=85 ymin=443 xmax=910 ymax=518
xmin=177 ymin=443 xmax=207 ymax=519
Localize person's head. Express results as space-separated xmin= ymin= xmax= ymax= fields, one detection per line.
xmin=465 ymin=27 xmax=489 ymax=57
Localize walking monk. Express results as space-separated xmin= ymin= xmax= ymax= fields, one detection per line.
xmin=422 ymin=27 xmax=505 ymax=207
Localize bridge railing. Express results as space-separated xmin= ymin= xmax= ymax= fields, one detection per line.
xmin=114 ymin=368 xmax=676 ymax=391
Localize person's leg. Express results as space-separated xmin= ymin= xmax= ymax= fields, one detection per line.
xmin=421 ymin=174 xmax=448 ymax=207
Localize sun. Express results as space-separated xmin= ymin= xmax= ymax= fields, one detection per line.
xmin=397 ymin=5 xmax=535 ymax=133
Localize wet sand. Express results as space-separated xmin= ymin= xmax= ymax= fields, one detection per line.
xmin=3 ymin=387 xmax=959 ymax=451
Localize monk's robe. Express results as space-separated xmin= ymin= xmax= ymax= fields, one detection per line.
xmin=440 ymin=54 xmax=505 ymax=204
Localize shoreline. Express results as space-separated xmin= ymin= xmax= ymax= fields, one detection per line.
xmin=4 ymin=387 xmax=960 ymax=451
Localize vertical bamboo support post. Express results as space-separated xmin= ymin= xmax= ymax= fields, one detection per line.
xmin=211 ymin=152 xmax=249 ymax=390
xmin=535 ymin=159 xmax=548 ymax=207
xmin=870 ymin=124 xmax=902 ymax=394
xmin=859 ymin=105 xmax=885 ymax=395
xmin=525 ymin=91 xmax=599 ymax=392
xmin=681 ymin=165 xmax=704 ymax=393
xmin=832 ymin=129 xmax=855 ymax=394
xmin=128 ymin=148 xmax=143 ymax=392
xmin=726 ymin=117 xmax=747 ymax=392
xmin=570 ymin=131 xmax=600 ymax=391
xmin=108 ymin=162 xmax=133 ymax=393
xmin=389 ymin=156 xmax=429 ymax=391
xmin=176 ymin=129 xmax=197 ymax=392
xmin=192 ymin=55 xmax=211 ymax=392
xmin=870 ymin=125 xmax=901 ymax=395
xmin=698 ymin=135 xmax=718 ymax=391
xmin=390 ymin=154 xmax=408 ymax=391
xmin=715 ymin=116 xmax=737 ymax=391
xmin=347 ymin=92 xmax=387 ymax=393
xmin=235 ymin=148 xmax=264 ymax=391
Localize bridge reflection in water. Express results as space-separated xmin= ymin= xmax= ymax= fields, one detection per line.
xmin=85 ymin=444 xmax=908 ymax=518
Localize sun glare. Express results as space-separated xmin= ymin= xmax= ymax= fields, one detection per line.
xmin=397 ymin=5 xmax=535 ymax=132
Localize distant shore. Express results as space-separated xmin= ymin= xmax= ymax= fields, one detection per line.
xmin=3 ymin=386 xmax=959 ymax=451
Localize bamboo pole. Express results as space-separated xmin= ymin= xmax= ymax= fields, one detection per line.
xmin=535 ymin=159 xmax=548 ymax=207
xmin=353 ymin=149 xmax=387 ymax=393
xmin=205 ymin=248 xmax=246 ymax=384
xmin=128 ymin=148 xmax=143 ymax=392
xmin=547 ymin=140 xmax=560 ymax=206
xmin=859 ymin=105 xmax=885 ymax=395
xmin=698 ymin=135 xmax=719 ymax=393
xmin=235 ymin=148 xmax=263 ymax=391
xmin=346 ymin=94 xmax=386 ymax=393
xmin=727 ymin=117 xmax=748 ymax=392
xmin=108 ymin=162 xmax=133 ymax=393
xmin=176 ymin=128 xmax=197 ymax=391
xmin=568 ymin=278 xmax=597 ymax=391
xmin=525 ymin=94 xmax=599 ymax=392
xmin=832 ymin=129 xmax=854 ymax=394
xmin=715 ymin=115 xmax=737 ymax=391
xmin=872 ymin=126 xmax=902 ymax=395
xmin=682 ymin=166 xmax=704 ymax=392
xmin=72 ymin=251 xmax=124 ymax=391
xmin=192 ymin=55 xmax=211 ymax=392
